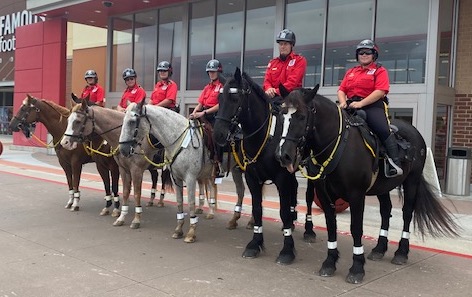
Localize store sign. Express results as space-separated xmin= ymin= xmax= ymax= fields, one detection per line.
xmin=0 ymin=10 xmax=45 ymax=53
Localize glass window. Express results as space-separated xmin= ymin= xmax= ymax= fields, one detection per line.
xmin=376 ymin=0 xmax=429 ymax=84
xmin=324 ymin=0 xmax=374 ymax=86
xmin=111 ymin=16 xmax=133 ymax=92
xmin=159 ymin=6 xmax=183 ymax=88
xmin=438 ymin=0 xmax=454 ymax=86
xmin=134 ymin=11 xmax=157 ymax=91
xmin=187 ymin=0 xmax=215 ymax=90
xmin=286 ymin=0 xmax=325 ymax=87
xmin=243 ymin=0 xmax=276 ymax=86
xmin=216 ymin=0 xmax=244 ymax=80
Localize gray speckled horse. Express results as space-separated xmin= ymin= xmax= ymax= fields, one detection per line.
xmin=119 ymin=100 xmax=216 ymax=243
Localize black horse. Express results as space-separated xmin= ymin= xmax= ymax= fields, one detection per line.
xmin=213 ymin=68 xmax=317 ymax=265
xmin=276 ymin=87 xmax=459 ymax=283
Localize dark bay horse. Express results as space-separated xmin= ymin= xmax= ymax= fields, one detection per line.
xmin=60 ymin=98 xmax=172 ymax=229
xmin=9 ymin=94 xmax=121 ymax=215
xmin=276 ymin=87 xmax=459 ymax=283
xmin=213 ymin=68 xmax=317 ymax=265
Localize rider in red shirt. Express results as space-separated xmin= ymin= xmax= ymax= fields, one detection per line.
xmin=117 ymin=68 xmax=147 ymax=112
xmin=150 ymin=61 xmax=178 ymax=111
xmin=338 ymin=39 xmax=402 ymax=178
xmin=81 ymin=70 xmax=105 ymax=107
xmin=190 ymin=59 xmax=225 ymax=177
xmin=263 ymin=29 xmax=307 ymax=99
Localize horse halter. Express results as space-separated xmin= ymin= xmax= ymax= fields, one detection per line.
xmin=12 ymin=98 xmax=40 ymax=135
xmin=64 ymin=106 xmax=96 ymax=142
xmin=215 ymin=87 xmax=250 ymax=142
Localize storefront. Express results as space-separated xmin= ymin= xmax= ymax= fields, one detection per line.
xmin=11 ymin=0 xmax=467 ymax=185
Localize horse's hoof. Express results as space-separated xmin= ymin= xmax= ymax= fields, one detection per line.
xmin=113 ymin=220 xmax=124 ymax=227
xmin=130 ymin=222 xmax=140 ymax=229
xmin=172 ymin=232 xmax=183 ymax=239
xmin=242 ymin=248 xmax=260 ymax=259
xmin=195 ymin=208 xmax=203 ymax=214
xmin=367 ymin=251 xmax=385 ymax=261
xmin=276 ymin=253 xmax=295 ymax=265
xmin=346 ymin=272 xmax=365 ymax=284
xmin=319 ymin=267 xmax=336 ymax=277
xmin=227 ymin=221 xmax=238 ymax=230
xmin=70 ymin=206 xmax=79 ymax=212
xmin=303 ymin=232 xmax=317 ymax=243
xmin=100 ymin=208 xmax=110 ymax=216
xmin=184 ymin=235 xmax=196 ymax=243
xmin=111 ymin=209 xmax=120 ymax=217
xmin=391 ymin=255 xmax=408 ymax=265
xmin=156 ymin=202 xmax=165 ymax=208
xmin=65 ymin=203 xmax=72 ymax=209
xmin=146 ymin=201 xmax=154 ymax=207
xmin=205 ymin=214 xmax=215 ymax=220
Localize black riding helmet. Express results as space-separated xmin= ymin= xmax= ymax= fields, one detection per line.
xmin=122 ymin=68 xmax=137 ymax=80
xmin=276 ymin=29 xmax=296 ymax=46
xmin=157 ymin=61 xmax=173 ymax=76
xmin=206 ymin=59 xmax=223 ymax=73
xmin=84 ymin=70 xmax=98 ymax=84
xmin=356 ymin=39 xmax=379 ymax=61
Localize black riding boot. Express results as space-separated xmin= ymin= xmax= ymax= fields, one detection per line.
xmin=383 ymin=133 xmax=403 ymax=178
xmin=215 ymin=146 xmax=226 ymax=178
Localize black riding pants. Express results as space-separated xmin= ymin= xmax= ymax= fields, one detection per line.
xmin=358 ymin=99 xmax=391 ymax=142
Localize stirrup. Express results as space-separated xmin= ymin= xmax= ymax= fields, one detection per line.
xmin=384 ymin=158 xmax=403 ymax=178
xmin=215 ymin=162 xmax=226 ymax=178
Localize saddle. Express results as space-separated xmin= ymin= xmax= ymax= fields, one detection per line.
xmin=344 ymin=109 xmax=411 ymax=176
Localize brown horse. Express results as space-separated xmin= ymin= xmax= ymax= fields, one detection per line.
xmin=9 ymin=94 xmax=121 ymax=216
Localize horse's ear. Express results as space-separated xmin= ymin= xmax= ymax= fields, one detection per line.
xmin=26 ymin=94 xmax=37 ymax=104
xmin=307 ymin=84 xmax=320 ymax=100
xmin=234 ymin=67 xmax=242 ymax=84
xmin=71 ymin=93 xmax=81 ymax=103
xmin=279 ymin=84 xmax=290 ymax=98
xmin=137 ymin=97 xmax=146 ymax=113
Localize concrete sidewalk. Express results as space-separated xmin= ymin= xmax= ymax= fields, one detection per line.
xmin=1 ymin=134 xmax=472 ymax=296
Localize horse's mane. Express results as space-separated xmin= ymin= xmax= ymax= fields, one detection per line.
xmin=39 ymin=99 xmax=71 ymax=118
xmin=242 ymin=72 xmax=268 ymax=101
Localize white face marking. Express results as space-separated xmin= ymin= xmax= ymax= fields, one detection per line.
xmin=64 ymin=112 xmax=78 ymax=135
xmin=279 ymin=107 xmax=296 ymax=148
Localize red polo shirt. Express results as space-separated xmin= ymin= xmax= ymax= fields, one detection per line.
xmin=338 ymin=63 xmax=389 ymax=99
xmin=198 ymin=79 xmax=223 ymax=108
xmin=263 ymin=51 xmax=307 ymax=95
xmin=119 ymin=84 xmax=147 ymax=109
xmin=150 ymin=80 xmax=177 ymax=107
xmin=81 ymin=84 xmax=105 ymax=105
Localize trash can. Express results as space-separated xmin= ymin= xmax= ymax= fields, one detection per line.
xmin=445 ymin=147 xmax=472 ymax=196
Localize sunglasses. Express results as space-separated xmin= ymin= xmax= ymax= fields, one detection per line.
xmin=125 ymin=77 xmax=135 ymax=82
xmin=358 ymin=50 xmax=373 ymax=56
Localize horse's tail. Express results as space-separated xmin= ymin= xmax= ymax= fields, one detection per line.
xmin=162 ymin=168 xmax=174 ymax=193
xmin=414 ymin=175 xmax=460 ymax=238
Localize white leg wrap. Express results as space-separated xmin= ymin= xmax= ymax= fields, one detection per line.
xmin=151 ymin=188 xmax=156 ymax=194
xmin=135 ymin=206 xmax=143 ymax=214
xmin=253 ymin=226 xmax=263 ymax=233
xmin=327 ymin=241 xmax=337 ymax=249
xmin=73 ymin=192 xmax=80 ymax=198
xmin=209 ymin=198 xmax=216 ymax=205
xmin=353 ymin=246 xmax=364 ymax=255
xmin=306 ymin=215 xmax=312 ymax=222
xmin=69 ymin=190 xmax=74 ymax=197
xmin=113 ymin=196 xmax=120 ymax=202
xmin=234 ymin=205 xmax=242 ymax=213
xmin=190 ymin=217 xmax=198 ymax=224
xmin=379 ymin=229 xmax=388 ymax=237
xmin=104 ymin=195 xmax=112 ymax=201
xmin=177 ymin=212 xmax=185 ymax=220
xmin=121 ymin=205 xmax=129 ymax=214
xmin=402 ymin=231 xmax=410 ymax=239
xmin=72 ymin=192 xmax=80 ymax=207
xmin=283 ymin=228 xmax=292 ymax=236
xmin=199 ymin=194 xmax=205 ymax=201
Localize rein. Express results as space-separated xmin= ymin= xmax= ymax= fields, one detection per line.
xmin=299 ymin=105 xmax=346 ymax=180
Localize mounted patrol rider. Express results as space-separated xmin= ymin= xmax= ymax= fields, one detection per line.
xmin=81 ymin=69 xmax=105 ymax=107
xmin=337 ymin=39 xmax=403 ymax=178
xmin=150 ymin=61 xmax=179 ymax=112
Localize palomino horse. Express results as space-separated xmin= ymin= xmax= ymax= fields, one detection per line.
xmin=9 ymin=95 xmax=121 ymax=215
xmin=276 ymin=87 xmax=459 ymax=283
xmin=60 ymin=98 xmax=171 ymax=229
xmin=213 ymin=68 xmax=316 ymax=265
xmin=119 ymin=100 xmax=221 ymax=242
